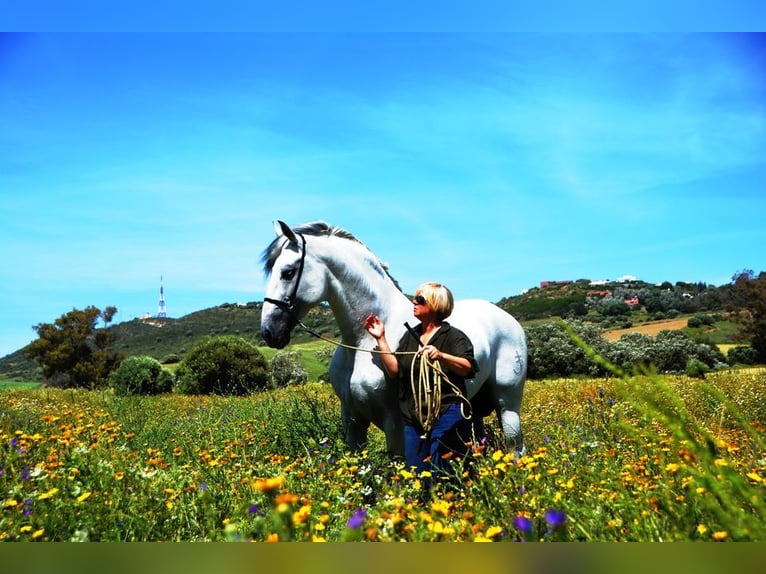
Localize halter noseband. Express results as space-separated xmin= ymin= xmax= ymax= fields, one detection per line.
xmin=264 ymin=232 xmax=307 ymax=318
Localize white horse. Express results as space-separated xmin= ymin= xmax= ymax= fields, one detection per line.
xmin=260 ymin=221 xmax=527 ymax=457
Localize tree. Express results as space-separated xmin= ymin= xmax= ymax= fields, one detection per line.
xmin=24 ymin=306 xmax=122 ymax=388
xmin=731 ymin=270 xmax=766 ymax=361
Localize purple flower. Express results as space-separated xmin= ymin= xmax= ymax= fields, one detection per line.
xmin=513 ymin=515 xmax=533 ymax=534
xmin=347 ymin=508 xmax=367 ymax=529
xmin=248 ymin=504 xmax=263 ymax=516
xmin=545 ymin=508 xmax=567 ymax=529
xmin=199 ymin=482 xmax=208 ymax=492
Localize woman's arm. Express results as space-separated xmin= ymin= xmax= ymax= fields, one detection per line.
xmin=364 ymin=314 xmax=399 ymax=379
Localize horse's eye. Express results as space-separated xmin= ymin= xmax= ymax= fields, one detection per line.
xmin=280 ymin=268 xmax=296 ymax=281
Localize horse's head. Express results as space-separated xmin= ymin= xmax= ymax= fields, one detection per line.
xmin=260 ymin=221 xmax=329 ymax=348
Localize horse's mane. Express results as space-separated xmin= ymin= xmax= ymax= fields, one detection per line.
xmin=261 ymin=221 xmax=401 ymax=290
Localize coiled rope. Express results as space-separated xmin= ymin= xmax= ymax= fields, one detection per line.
xmin=295 ymin=317 xmax=472 ymax=433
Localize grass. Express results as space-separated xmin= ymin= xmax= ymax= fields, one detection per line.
xmin=0 ymin=380 xmax=41 ymax=391
xmin=1 ymin=366 xmax=765 ymax=542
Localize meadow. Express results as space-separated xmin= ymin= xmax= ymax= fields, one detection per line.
xmin=1 ymin=368 xmax=765 ymax=542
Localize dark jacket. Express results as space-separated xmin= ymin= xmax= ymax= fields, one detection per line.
xmin=393 ymin=321 xmax=478 ymax=427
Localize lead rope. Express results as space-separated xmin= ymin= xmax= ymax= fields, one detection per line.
xmin=294 ymin=317 xmax=472 ymax=435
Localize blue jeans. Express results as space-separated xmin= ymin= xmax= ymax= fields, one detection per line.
xmin=403 ymin=403 xmax=474 ymax=475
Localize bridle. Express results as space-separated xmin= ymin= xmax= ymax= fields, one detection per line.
xmin=263 ymin=232 xmax=307 ymax=318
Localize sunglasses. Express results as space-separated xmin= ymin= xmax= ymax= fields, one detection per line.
xmin=413 ymin=295 xmax=427 ymax=306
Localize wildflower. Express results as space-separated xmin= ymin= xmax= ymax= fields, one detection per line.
xmin=697 ymin=524 xmax=708 ymax=535
xmin=665 ymin=463 xmax=680 ymax=474
xmin=292 ymin=504 xmax=312 ymax=526
xmin=485 ymin=525 xmax=504 ymax=539
xmin=712 ymin=531 xmax=728 ymax=541
xmin=347 ymin=508 xmax=367 ymax=529
xmin=38 ymin=488 xmax=59 ymax=500
xmin=513 ymin=515 xmax=533 ymax=535
xmin=114 ymin=471 xmax=125 ymax=481
xmin=76 ymin=492 xmax=92 ymax=503
xmin=545 ymin=508 xmax=567 ymax=529
xmin=32 ymin=528 xmax=45 ymax=539
xmin=265 ymin=533 xmax=279 ymax=542
xmin=252 ymin=476 xmax=285 ymax=493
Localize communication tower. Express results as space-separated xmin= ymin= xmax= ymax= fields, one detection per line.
xmin=157 ymin=276 xmax=167 ymax=318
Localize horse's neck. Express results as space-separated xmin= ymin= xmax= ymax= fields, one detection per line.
xmin=321 ymin=242 xmax=411 ymax=344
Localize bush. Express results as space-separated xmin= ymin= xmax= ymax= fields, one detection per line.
xmin=687 ymin=314 xmax=715 ymax=329
xmin=108 ymin=356 xmax=173 ymax=396
xmin=685 ymin=357 xmax=709 ymax=379
xmin=728 ymin=345 xmax=759 ymax=366
xmin=174 ymin=335 xmax=269 ymax=395
xmin=269 ymin=351 xmax=308 ymax=388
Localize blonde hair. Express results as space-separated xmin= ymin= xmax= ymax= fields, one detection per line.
xmin=417 ymin=282 xmax=454 ymax=320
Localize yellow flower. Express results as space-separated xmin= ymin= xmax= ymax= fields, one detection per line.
xmin=665 ymin=463 xmax=680 ymax=474
xmin=32 ymin=528 xmax=45 ymax=539
xmin=311 ymin=535 xmax=327 ymax=542
xmin=3 ymin=499 xmax=18 ymax=508
xmin=20 ymin=526 xmax=33 ymax=533
xmin=38 ymin=488 xmax=59 ymax=500
xmin=430 ymin=499 xmax=451 ymax=517
xmin=115 ymin=472 xmax=125 ymax=481
xmin=265 ymin=533 xmax=279 ymax=542
xmin=713 ymin=458 xmax=729 ymax=467
xmin=76 ymin=491 xmax=92 ymax=503
xmin=399 ymin=469 xmax=414 ymax=480
xmin=485 ymin=526 xmax=503 ymax=539
xmin=712 ymin=531 xmax=728 ymax=541
xmin=292 ymin=504 xmax=312 ymax=526
xmin=252 ymin=476 xmax=285 ymax=493
xmin=697 ymin=524 xmax=708 ymax=535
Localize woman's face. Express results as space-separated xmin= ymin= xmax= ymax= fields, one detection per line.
xmin=412 ymin=291 xmax=431 ymax=319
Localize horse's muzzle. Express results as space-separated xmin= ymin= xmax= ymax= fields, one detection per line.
xmin=261 ymin=326 xmax=290 ymax=349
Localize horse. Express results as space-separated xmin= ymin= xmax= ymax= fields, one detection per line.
xmin=260 ymin=220 xmax=528 ymax=457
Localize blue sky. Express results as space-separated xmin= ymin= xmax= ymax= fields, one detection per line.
xmin=1 ymin=32 xmax=765 ymax=357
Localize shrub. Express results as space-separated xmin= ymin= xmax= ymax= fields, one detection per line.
xmin=108 ymin=356 xmax=173 ymax=396
xmin=728 ymin=345 xmax=759 ymax=366
xmin=174 ymin=335 xmax=269 ymax=395
xmin=269 ymin=351 xmax=308 ymax=388
xmin=685 ymin=357 xmax=709 ymax=379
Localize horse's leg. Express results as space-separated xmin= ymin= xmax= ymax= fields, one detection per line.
xmin=341 ymin=403 xmax=370 ymax=452
xmin=497 ymin=402 xmax=525 ymax=455
xmin=381 ymin=415 xmax=404 ymax=458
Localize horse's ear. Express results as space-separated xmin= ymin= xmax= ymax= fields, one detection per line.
xmin=275 ymin=220 xmax=299 ymax=245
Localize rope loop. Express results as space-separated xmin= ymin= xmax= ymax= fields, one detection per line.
xmin=294 ymin=317 xmax=472 ymax=433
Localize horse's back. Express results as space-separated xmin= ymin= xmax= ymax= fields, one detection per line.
xmin=451 ymin=299 xmax=526 ymax=350
xmin=450 ymin=299 xmax=527 ymax=394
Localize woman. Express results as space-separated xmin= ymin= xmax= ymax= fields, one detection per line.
xmin=364 ymin=282 xmax=478 ymax=476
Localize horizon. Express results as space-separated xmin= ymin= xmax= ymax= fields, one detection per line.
xmin=2 ymin=32 xmax=765 ymax=357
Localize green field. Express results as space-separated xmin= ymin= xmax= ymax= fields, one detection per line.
xmin=2 ymin=368 xmax=765 ymax=542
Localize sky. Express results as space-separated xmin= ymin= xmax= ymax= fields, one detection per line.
xmin=1 ymin=30 xmax=765 ymax=357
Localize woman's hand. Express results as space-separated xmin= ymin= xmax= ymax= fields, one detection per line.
xmin=364 ymin=314 xmax=385 ymax=340
xmin=419 ymin=345 xmax=442 ymax=361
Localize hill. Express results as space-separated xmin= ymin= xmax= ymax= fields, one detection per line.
xmin=0 ymin=302 xmax=339 ymax=383
xmin=0 ymin=276 xmax=745 ymax=383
